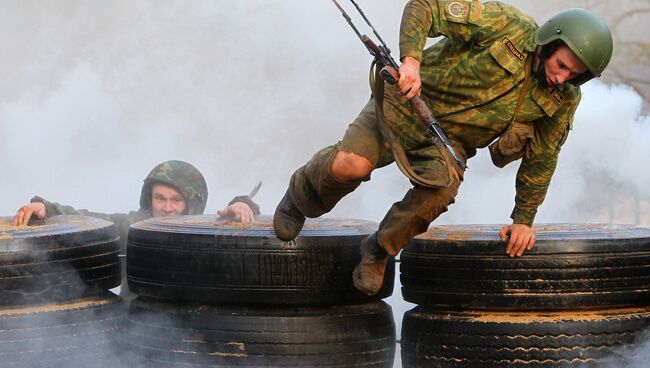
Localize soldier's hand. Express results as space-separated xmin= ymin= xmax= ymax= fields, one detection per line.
xmin=13 ymin=202 xmax=47 ymax=226
xmin=500 ymin=223 xmax=536 ymax=257
xmin=398 ymin=56 xmax=422 ymax=100
xmin=217 ymin=202 xmax=255 ymax=223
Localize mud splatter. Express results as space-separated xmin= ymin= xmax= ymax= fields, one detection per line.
xmin=0 ymin=296 xmax=112 ymax=316
xmin=412 ymin=307 xmax=650 ymax=324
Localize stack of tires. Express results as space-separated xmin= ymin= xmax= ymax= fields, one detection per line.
xmin=124 ymin=214 xmax=397 ymax=367
xmin=0 ymin=215 xmax=125 ymax=368
xmin=400 ymin=224 xmax=650 ymax=367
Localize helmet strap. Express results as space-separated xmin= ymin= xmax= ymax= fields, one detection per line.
xmin=536 ymin=54 xmax=549 ymax=88
xmin=569 ymin=71 xmax=595 ymax=86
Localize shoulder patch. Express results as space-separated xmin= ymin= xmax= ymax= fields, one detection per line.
xmin=501 ymin=36 xmax=525 ymax=62
xmin=468 ymin=0 xmax=482 ymax=23
xmin=546 ymin=86 xmax=565 ymax=104
xmin=446 ymin=1 xmax=470 ymax=19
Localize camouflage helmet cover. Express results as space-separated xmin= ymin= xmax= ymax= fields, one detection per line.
xmin=140 ymin=160 xmax=208 ymax=215
xmin=534 ymin=8 xmax=613 ymax=78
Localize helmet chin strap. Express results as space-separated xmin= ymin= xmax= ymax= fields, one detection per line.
xmin=536 ymin=54 xmax=549 ymax=88
xmin=534 ymin=43 xmax=556 ymax=88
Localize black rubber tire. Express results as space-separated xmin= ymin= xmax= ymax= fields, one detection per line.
xmin=124 ymin=297 xmax=395 ymax=367
xmin=400 ymin=224 xmax=650 ymax=310
xmin=0 ymin=292 xmax=127 ymax=368
xmin=127 ymin=215 xmax=395 ymax=305
xmin=0 ymin=215 xmax=121 ymax=306
xmin=401 ymin=306 xmax=650 ymax=368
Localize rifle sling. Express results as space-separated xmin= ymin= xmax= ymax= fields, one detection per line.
xmin=371 ymin=63 xmax=456 ymax=189
xmin=511 ymin=55 xmax=533 ymax=125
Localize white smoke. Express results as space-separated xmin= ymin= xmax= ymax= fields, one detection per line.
xmin=1 ymin=2 xmax=649 ymax=367
xmin=1 ymin=2 xmax=647 ymax=227
xmin=432 ymin=81 xmax=650 ymax=226
xmin=0 ymin=0 xmax=403 ymax=217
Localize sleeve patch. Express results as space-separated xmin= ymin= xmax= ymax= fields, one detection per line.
xmin=501 ymin=37 xmax=525 ymax=62
xmin=468 ymin=1 xmax=482 ymax=23
xmin=446 ymin=1 xmax=470 ymax=19
xmin=545 ymin=86 xmax=565 ymax=104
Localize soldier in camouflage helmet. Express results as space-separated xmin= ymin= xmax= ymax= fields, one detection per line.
xmin=140 ymin=160 xmax=211 ymax=217
xmin=14 ymin=160 xmax=261 ymax=246
xmin=14 ymin=160 xmax=261 ymax=299
xmin=274 ymin=0 xmax=613 ymax=295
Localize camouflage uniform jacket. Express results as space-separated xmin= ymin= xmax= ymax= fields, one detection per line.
xmin=385 ymin=0 xmax=581 ymax=226
xmin=29 ymin=197 xmax=148 ymax=254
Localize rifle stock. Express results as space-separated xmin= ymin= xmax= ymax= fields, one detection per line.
xmin=410 ymin=96 xmax=436 ymax=126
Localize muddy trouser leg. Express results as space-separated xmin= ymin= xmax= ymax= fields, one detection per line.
xmin=288 ymin=147 xmax=357 ymax=217
xmin=352 ymin=179 xmax=461 ymax=295
xmin=376 ymin=143 xmax=466 ymax=256
xmin=288 ymin=100 xmax=393 ymax=218
xmin=377 ymin=183 xmax=460 ymax=256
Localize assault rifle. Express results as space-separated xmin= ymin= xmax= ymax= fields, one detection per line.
xmin=331 ymin=0 xmax=467 ymax=172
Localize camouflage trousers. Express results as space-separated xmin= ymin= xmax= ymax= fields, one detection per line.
xmin=288 ymin=99 xmax=468 ymax=256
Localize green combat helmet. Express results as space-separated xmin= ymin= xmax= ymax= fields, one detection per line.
xmin=534 ymin=8 xmax=614 ymax=85
xmin=139 ymin=160 xmax=208 ymax=215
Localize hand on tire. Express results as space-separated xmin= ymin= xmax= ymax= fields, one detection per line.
xmin=13 ymin=202 xmax=46 ymax=226
xmin=501 ymin=223 xmax=536 ymax=257
xmin=217 ymin=202 xmax=255 ymax=223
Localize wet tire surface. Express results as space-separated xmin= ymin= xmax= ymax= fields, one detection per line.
xmin=400 ymin=224 xmax=650 ymax=310
xmin=127 ymin=215 xmax=395 ymax=305
xmin=0 ymin=215 xmax=121 ymax=306
xmin=0 ymin=292 xmax=127 ymax=368
xmin=125 ymin=297 xmax=396 ymax=367
xmin=401 ymin=306 xmax=650 ymax=368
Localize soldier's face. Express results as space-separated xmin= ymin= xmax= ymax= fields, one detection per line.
xmin=543 ymin=45 xmax=588 ymax=86
xmin=151 ymin=183 xmax=187 ymax=217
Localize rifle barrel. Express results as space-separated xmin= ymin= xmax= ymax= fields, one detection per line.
xmin=331 ymin=0 xmax=364 ymax=41
xmin=349 ymin=0 xmax=390 ymax=51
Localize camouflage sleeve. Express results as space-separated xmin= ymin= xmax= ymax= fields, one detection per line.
xmin=31 ymin=195 xmax=82 ymax=217
xmin=510 ymin=97 xmax=581 ymax=226
xmin=30 ymin=196 xmax=149 ymax=253
xmin=400 ymin=0 xmax=525 ymax=61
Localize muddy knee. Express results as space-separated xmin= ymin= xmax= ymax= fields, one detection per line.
xmin=331 ymin=151 xmax=372 ymax=182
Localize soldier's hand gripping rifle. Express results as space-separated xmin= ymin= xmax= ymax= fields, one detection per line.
xmin=331 ymin=0 xmax=467 ymax=173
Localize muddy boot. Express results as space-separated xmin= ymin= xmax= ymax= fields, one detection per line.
xmin=273 ymin=190 xmax=306 ymax=241
xmin=353 ymin=233 xmax=388 ymax=296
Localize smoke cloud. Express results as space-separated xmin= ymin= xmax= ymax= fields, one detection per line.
xmin=1 ymin=1 xmax=647 ymax=227
xmin=1 ymin=1 xmax=648 ymax=367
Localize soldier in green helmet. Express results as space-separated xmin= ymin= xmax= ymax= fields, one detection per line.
xmin=13 ymin=160 xmax=261 ymax=299
xmin=274 ymin=1 xmax=614 ymax=295
xmin=13 ymin=160 xmax=261 ymax=248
